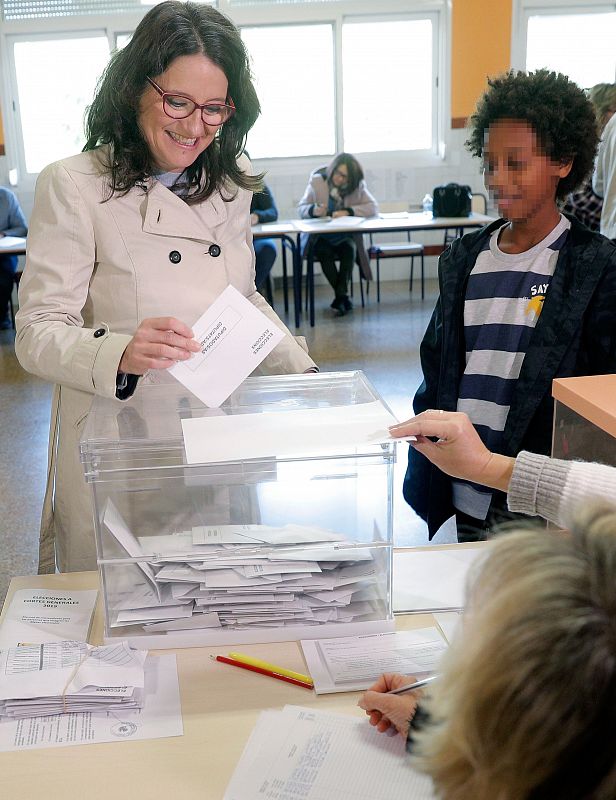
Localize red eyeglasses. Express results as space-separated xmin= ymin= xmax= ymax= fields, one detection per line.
xmin=146 ymin=77 xmax=235 ymax=126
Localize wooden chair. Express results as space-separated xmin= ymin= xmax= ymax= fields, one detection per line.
xmin=366 ymin=203 xmax=425 ymax=301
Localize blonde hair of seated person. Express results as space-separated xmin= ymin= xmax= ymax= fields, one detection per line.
xmin=414 ymin=502 xmax=616 ymax=800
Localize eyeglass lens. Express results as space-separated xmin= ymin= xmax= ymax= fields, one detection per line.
xmin=163 ymin=94 xmax=233 ymax=124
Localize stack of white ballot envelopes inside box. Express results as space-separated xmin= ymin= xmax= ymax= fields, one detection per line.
xmin=103 ymin=500 xmax=387 ymax=637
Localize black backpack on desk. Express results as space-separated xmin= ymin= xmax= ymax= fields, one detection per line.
xmin=432 ymin=183 xmax=472 ymax=217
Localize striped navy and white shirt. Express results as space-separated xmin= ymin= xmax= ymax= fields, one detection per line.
xmin=452 ymin=215 xmax=571 ymax=520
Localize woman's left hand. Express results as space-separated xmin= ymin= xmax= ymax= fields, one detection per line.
xmin=332 ymin=210 xmax=349 ymax=218
xmin=358 ymin=673 xmax=421 ymax=737
xmin=389 ymin=411 xmax=514 ymax=492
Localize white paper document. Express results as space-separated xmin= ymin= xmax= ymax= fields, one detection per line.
xmin=224 ymin=705 xmax=435 ymax=800
xmin=182 ymin=400 xmax=398 ymax=464
xmin=301 ymin=628 xmax=447 ymax=693
xmin=103 ymin=499 xmax=161 ymax=602
xmin=393 ymin=547 xmax=486 ymax=613
xmin=324 ymin=216 xmax=367 ymax=227
xmin=295 ymin=217 xmax=367 ymax=231
xmin=0 ymin=641 xmax=146 ymax=713
xmin=0 ymin=235 xmax=26 ymax=249
xmin=254 ymin=222 xmax=293 ymax=233
xmin=433 ymin=611 xmax=462 ymax=644
xmin=0 ymin=652 xmax=182 ymax=752
xmin=0 ymin=588 xmax=97 ymax=648
xmin=168 ymin=284 xmax=284 ymax=407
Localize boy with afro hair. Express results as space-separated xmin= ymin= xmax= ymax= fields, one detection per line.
xmin=404 ymin=69 xmax=616 ymax=541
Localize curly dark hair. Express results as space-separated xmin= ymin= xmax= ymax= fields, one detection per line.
xmin=84 ymin=1 xmax=262 ymax=204
xmin=466 ymin=69 xmax=598 ymax=200
xmin=326 ymin=152 xmax=364 ymax=196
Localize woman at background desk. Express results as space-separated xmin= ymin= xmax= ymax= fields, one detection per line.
xmin=298 ymin=153 xmax=377 ymax=316
xmin=15 ymin=0 xmax=316 ymax=574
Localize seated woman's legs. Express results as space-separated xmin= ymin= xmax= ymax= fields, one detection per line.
xmin=334 ymin=238 xmax=356 ymax=309
xmin=254 ymin=239 xmax=277 ymax=291
xmin=313 ymin=236 xmax=356 ymax=315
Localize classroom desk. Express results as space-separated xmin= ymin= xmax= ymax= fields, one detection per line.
xmin=251 ymin=222 xmax=297 ymax=316
xmin=0 ymin=570 xmax=443 ymax=800
xmin=255 ymin=213 xmax=495 ymax=328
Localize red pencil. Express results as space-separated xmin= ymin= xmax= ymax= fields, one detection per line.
xmin=210 ymin=654 xmax=313 ymax=690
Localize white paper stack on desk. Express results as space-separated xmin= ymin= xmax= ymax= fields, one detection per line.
xmin=224 ymin=705 xmax=436 ymax=800
xmin=0 ymin=640 xmax=148 ymax=719
xmin=103 ymin=501 xmax=387 ymax=632
xmin=301 ymin=628 xmax=447 ymax=693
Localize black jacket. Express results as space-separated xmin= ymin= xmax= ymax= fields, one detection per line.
xmin=403 ymin=215 xmax=616 ymax=537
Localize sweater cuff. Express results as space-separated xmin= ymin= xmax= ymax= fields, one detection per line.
xmin=405 ymin=704 xmax=431 ymax=754
xmin=508 ymin=451 xmax=570 ymax=523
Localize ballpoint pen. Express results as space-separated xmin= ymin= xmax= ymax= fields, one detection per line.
xmin=227 ymin=652 xmax=313 ymax=686
xmin=386 ymin=675 xmax=438 ymax=696
xmin=210 ymin=654 xmax=314 ymax=690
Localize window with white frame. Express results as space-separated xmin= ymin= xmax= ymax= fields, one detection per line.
xmin=0 ymin=0 xmax=444 ymax=180
xmin=342 ymin=17 xmax=434 ymax=154
xmin=241 ymin=24 xmax=336 ymax=159
xmin=12 ymin=34 xmax=110 ymax=173
xmin=516 ymin=2 xmax=616 ymax=88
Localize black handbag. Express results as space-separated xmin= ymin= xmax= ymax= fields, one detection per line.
xmin=432 ymin=183 xmax=472 ymax=218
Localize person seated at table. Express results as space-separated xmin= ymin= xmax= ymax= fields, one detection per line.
xmin=359 ymin=500 xmax=616 ymax=799
xmin=0 ymin=186 xmax=28 ymax=330
xmin=392 ymin=410 xmax=616 ymax=528
xmin=298 ymin=153 xmax=378 ymax=316
xmin=250 ymin=182 xmax=279 ymax=294
xmin=403 ymin=69 xmax=616 ymax=543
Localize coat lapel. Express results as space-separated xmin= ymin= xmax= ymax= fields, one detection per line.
xmin=141 ymin=179 xmax=228 ymax=241
xmin=503 ymin=232 xmax=605 ymax=453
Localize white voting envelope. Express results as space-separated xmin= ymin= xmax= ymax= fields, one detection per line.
xmin=182 ymin=400 xmax=398 ymax=464
xmin=168 ymin=284 xmax=284 ymax=407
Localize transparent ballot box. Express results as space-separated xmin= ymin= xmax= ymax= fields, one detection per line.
xmin=552 ymin=375 xmax=616 ymax=466
xmin=81 ymin=371 xmax=395 ymax=648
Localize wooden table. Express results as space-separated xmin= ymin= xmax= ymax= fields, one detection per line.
xmin=0 ymin=570 xmax=444 ymax=800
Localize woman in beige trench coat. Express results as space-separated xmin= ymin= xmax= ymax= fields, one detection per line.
xmin=15 ymin=1 xmax=316 ymax=574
